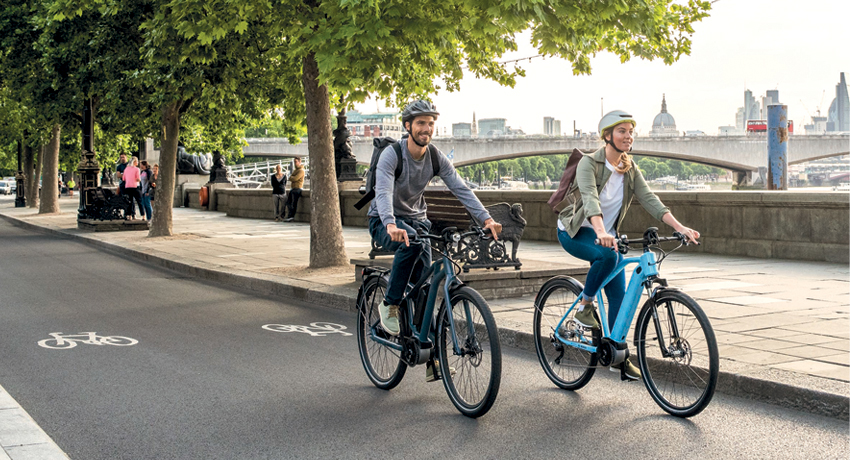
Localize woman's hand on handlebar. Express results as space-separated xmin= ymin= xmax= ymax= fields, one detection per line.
xmin=674 ymin=225 xmax=700 ymax=245
xmin=386 ymin=223 xmax=409 ymax=247
xmin=595 ymin=232 xmax=617 ymax=249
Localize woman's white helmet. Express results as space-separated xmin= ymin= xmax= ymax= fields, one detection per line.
xmin=598 ymin=110 xmax=637 ymax=139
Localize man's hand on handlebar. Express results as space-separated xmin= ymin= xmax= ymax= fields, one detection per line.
xmin=386 ymin=223 xmax=409 ymax=247
xmin=483 ymin=218 xmax=501 ymax=241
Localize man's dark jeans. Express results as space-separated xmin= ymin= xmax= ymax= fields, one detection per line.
xmin=285 ymin=188 xmax=302 ymax=219
xmin=368 ymin=216 xmax=431 ymax=306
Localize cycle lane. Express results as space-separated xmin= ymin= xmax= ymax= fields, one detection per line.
xmin=0 ymin=199 xmax=846 ymax=422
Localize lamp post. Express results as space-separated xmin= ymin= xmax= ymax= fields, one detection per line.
xmin=14 ymin=140 xmax=26 ymax=207
xmin=77 ymin=98 xmax=101 ymax=219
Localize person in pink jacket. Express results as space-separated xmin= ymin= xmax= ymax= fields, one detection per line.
xmin=122 ymin=157 xmax=143 ymax=220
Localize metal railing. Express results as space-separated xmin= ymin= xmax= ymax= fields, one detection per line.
xmin=227 ymin=160 xmax=304 ymax=188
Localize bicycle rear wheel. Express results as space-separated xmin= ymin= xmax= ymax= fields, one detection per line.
xmin=357 ymin=276 xmax=407 ymax=390
xmin=438 ymin=286 xmax=502 ymax=418
xmin=533 ymin=277 xmax=599 ymax=390
xmin=635 ymin=290 xmax=719 ymax=417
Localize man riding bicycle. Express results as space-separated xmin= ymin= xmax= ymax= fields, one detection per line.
xmin=367 ymin=100 xmax=502 ymax=380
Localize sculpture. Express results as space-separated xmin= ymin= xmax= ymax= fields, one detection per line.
xmin=176 ymin=143 xmax=213 ymax=175
xmin=483 ymin=203 xmax=527 ymax=263
xmin=208 ymin=151 xmax=231 ymax=183
xmin=333 ymin=111 xmax=359 ymax=181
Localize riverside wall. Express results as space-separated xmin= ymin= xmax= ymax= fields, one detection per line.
xmin=189 ymin=188 xmax=849 ymax=263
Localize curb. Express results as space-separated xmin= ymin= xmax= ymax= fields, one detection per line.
xmin=1 ymin=212 xmax=847 ymax=421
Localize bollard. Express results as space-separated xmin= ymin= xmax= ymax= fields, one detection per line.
xmin=767 ymin=104 xmax=788 ymax=190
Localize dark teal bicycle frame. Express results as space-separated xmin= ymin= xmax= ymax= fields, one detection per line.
xmin=555 ymin=250 xmax=659 ymax=352
xmin=368 ymin=244 xmax=469 ymax=357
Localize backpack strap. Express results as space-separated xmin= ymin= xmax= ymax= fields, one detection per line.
xmin=391 ymin=141 xmax=403 ymax=179
xmin=428 ymin=144 xmax=440 ymax=178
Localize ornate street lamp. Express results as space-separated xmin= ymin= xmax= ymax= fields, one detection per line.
xmin=77 ymin=98 xmax=101 ymax=219
xmin=14 ymin=140 xmax=26 ymax=208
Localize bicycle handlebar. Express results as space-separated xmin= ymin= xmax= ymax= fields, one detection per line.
xmin=410 ymin=226 xmax=492 ymax=244
xmin=594 ymin=227 xmax=699 ymax=254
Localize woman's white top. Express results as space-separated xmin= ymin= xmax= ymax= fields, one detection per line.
xmin=558 ymin=159 xmax=625 ymax=236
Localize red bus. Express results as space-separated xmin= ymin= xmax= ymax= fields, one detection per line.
xmin=747 ymin=120 xmax=793 ymax=134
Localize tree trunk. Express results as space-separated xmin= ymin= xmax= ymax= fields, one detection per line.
xmin=39 ymin=124 xmax=61 ymax=214
xmin=23 ymin=142 xmax=42 ymax=208
xmin=302 ymin=52 xmax=348 ymax=268
xmin=149 ymin=101 xmax=180 ymax=237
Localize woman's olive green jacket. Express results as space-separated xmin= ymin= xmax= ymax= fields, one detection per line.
xmin=558 ymin=147 xmax=670 ymax=237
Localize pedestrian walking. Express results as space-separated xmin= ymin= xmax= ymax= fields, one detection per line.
xmin=283 ymin=157 xmax=304 ymax=222
xmin=116 ymin=153 xmax=128 ymax=195
xmin=122 ymin=157 xmax=143 ymax=220
xmin=271 ymin=164 xmax=287 ymax=222
xmin=140 ymin=161 xmax=153 ymax=222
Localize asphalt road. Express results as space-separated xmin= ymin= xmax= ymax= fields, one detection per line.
xmin=0 ymin=218 xmax=847 ymax=459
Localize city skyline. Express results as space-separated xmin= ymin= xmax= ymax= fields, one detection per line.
xmin=353 ymin=0 xmax=847 ymax=136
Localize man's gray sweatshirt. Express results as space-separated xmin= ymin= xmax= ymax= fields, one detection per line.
xmin=367 ymin=140 xmax=491 ymax=227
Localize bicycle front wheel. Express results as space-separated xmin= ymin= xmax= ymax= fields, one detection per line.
xmin=438 ymin=286 xmax=502 ymax=418
xmin=533 ymin=277 xmax=599 ymax=390
xmin=635 ymin=290 xmax=719 ymax=417
xmin=357 ymin=276 xmax=406 ymax=390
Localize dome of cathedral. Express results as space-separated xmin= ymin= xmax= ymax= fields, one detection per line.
xmin=650 ymin=94 xmax=678 ymax=137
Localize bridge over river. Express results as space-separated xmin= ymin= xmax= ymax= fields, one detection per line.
xmin=243 ymin=134 xmax=849 ymax=181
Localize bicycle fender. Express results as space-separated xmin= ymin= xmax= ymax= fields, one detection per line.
xmin=534 ymin=275 xmax=584 ymax=307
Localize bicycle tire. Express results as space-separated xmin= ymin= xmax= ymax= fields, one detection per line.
xmin=357 ymin=276 xmax=407 ymax=390
xmin=635 ymin=289 xmax=719 ymax=417
xmin=438 ymin=286 xmax=502 ymax=418
xmin=533 ymin=277 xmax=599 ymax=390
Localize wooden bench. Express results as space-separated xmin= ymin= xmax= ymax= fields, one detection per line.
xmin=368 ymin=190 xmax=475 ymax=258
xmin=369 ymin=190 xmax=525 ymax=272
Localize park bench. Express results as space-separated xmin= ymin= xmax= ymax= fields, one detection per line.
xmin=368 ymin=190 xmax=525 ymax=272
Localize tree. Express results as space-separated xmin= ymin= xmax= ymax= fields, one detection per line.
xmin=51 ymin=0 xmax=710 ymax=267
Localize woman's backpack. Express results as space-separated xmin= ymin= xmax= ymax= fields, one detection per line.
xmin=547 ymin=149 xmax=586 ymax=213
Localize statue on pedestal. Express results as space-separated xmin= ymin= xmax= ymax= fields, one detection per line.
xmin=333 ymin=110 xmax=360 ymax=181
xmin=176 ymin=143 xmax=213 ymax=175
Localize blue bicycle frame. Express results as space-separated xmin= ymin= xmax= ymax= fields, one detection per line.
xmin=555 ymin=250 xmax=659 ymax=352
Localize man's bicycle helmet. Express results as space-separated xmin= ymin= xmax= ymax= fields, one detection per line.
xmin=598 ymin=110 xmax=636 ymax=139
xmin=402 ymin=100 xmax=440 ymax=125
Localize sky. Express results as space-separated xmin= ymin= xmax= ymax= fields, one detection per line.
xmin=353 ymin=0 xmax=849 ymax=136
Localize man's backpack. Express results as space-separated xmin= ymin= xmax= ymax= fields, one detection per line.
xmin=353 ymin=136 xmax=440 ymax=210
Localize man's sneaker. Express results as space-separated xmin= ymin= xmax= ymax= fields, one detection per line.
xmin=378 ymin=301 xmax=400 ymax=336
xmin=573 ymin=305 xmax=600 ymax=329
xmin=425 ymin=360 xmax=456 ymax=382
xmin=611 ymin=358 xmax=642 ymax=381
xmin=284 ymin=217 xmax=294 ymax=222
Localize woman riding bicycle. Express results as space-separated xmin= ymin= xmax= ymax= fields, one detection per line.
xmin=557 ymin=110 xmax=700 ymax=381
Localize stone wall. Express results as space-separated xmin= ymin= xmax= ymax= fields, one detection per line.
xmin=189 ymin=188 xmax=849 ymax=263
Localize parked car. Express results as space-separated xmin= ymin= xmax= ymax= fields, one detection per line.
xmin=0 ymin=180 xmax=16 ymax=195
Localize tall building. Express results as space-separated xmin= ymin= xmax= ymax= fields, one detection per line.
xmin=744 ymin=89 xmax=760 ymax=122
xmin=761 ymin=90 xmax=780 ymax=118
xmin=452 ymin=123 xmax=472 ymax=137
xmin=346 ymin=110 xmax=403 ymax=138
xmin=478 ymin=118 xmax=507 ymax=137
xmin=472 ymin=112 xmax=478 ymax=137
xmin=543 ymin=117 xmax=561 ymax=136
xmin=649 ymin=94 xmax=678 ymax=137
xmin=827 ymin=72 xmax=849 ymax=132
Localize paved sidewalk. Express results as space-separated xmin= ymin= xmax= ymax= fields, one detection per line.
xmin=1 ymin=198 xmax=848 ymax=424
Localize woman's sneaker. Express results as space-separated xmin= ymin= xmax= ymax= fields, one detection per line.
xmin=573 ymin=305 xmax=600 ymax=329
xmin=379 ymin=301 xmax=400 ymax=336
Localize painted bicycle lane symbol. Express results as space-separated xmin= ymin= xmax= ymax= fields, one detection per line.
xmin=262 ymin=322 xmax=352 ymax=337
xmin=37 ymin=332 xmax=139 ymax=349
